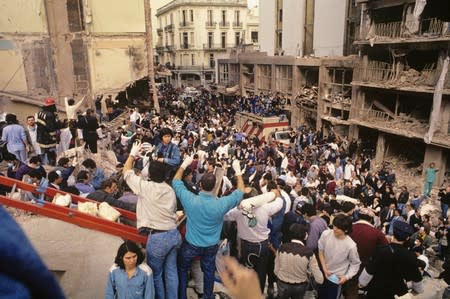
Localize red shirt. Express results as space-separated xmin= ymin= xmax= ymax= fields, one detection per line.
xmin=350 ymin=220 xmax=388 ymax=266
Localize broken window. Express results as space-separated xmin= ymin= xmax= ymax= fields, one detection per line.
xmin=275 ymin=65 xmax=293 ymax=93
xmin=67 ymin=0 xmax=84 ymax=32
xmin=259 ymin=65 xmax=272 ymax=90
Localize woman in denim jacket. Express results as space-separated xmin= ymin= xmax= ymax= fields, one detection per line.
xmin=105 ymin=241 xmax=155 ymax=299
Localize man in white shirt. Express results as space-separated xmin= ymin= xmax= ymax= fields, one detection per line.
xmin=344 ymin=159 xmax=355 ymax=181
xmin=224 ymin=188 xmax=283 ymax=293
xmin=25 ymin=115 xmax=41 ymax=155
xmin=64 ymin=96 xmax=86 ymax=120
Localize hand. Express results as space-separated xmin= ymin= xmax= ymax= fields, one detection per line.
xmin=130 ymin=140 xmax=142 ymax=157
xmin=338 ymin=275 xmax=348 ymax=285
xmin=232 ymin=160 xmax=242 ymax=176
xmin=220 ymin=256 xmax=264 ymax=299
xmin=181 ymin=155 xmax=194 ymax=169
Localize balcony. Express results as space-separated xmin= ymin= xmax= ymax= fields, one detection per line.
xmin=205 ymin=21 xmax=217 ymax=29
xmin=219 ymin=21 xmax=230 ymax=28
xmin=179 ymin=44 xmax=194 ymax=50
xmin=156 ymin=43 xmax=165 ymax=53
xmin=358 ymin=17 xmax=450 ymax=43
xmin=179 ymin=21 xmax=193 ymax=28
xmin=352 ymin=59 xmax=450 ymax=92
xmin=232 ymin=21 xmax=243 ymax=28
xmin=166 ymin=45 xmax=175 ymax=52
xmin=203 ymin=43 xmax=230 ymax=51
xmin=164 ymin=24 xmax=174 ymax=32
xmin=157 ymin=28 xmax=163 ymax=35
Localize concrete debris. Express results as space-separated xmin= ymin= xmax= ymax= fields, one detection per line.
xmin=324 ymin=92 xmax=351 ymax=105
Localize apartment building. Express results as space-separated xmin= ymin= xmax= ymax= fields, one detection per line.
xmin=155 ymin=0 xmax=258 ymax=87
xmin=259 ymin=0 xmax=357 ymax=57
xmin=0 ymin=0 xmax=158 ymax=105
xmin=351 ymin=0 xmax=450 ymax=185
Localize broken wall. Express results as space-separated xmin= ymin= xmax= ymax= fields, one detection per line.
xmin=88 ymin=39 xmax=147 ymax=94
xmin=0 ymin=0 xmax=48 ymax=33
xmin=0 ymin=42 xmax=28 ymax=92
xmin=87 ymin=0 xmax=145 ymax=33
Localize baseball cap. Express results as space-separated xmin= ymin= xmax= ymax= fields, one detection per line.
xmin=44 ymin=97 xmax=56 ymax=106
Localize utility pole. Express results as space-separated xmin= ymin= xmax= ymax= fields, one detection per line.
xmin=144 ymin=0 xmax=160 ymax=113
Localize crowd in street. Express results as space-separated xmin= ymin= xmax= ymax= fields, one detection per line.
xmin=1 ymin=83 xmax=450 ymax=299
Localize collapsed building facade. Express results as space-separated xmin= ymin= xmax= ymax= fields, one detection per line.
xmin=218 ymin=0 xmax=450 ymax=186
xmin=0 ymin=0 xmax=162 ymax=107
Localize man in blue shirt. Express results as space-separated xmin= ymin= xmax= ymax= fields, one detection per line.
xmin=172 ymin=157 xmax=245 ymax=299
xmin=155 ymin=127 xmax=181 ymax=182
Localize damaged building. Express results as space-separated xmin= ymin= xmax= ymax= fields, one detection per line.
xmin=0 ymin=0 xmax=158 ymax=106
xmin=219 ymin=0 xmax=450 ymax=185
xmin=352 ymin=0 xmax=450 ymax=186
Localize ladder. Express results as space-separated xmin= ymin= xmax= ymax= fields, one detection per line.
xmin=0 ymin=176 xmax=147 ymax=244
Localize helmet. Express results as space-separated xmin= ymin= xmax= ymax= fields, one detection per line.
xmin=44 ymin=97 xmax=56 ymax=106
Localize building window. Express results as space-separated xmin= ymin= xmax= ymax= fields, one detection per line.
xmin=208 ymin=32 xmax=213 ymax=48
xmin=277 ymin=32 xmax=282 ymax=49
xmin=275 ymin=65 xmax=293 ymax=92
xmin=182 ymin=10 xmax=187 ymax=24
xmin=234 ymin=10 xmax=240 ymax=24
xmin=279 ymin=9 xmax=282 ymax=22
xmin=190 ymin=10 xmax=194 ymax=22
xmin=251 ymin=31 xmax=258 ymax=43
xmin=220 ymin=64 xmax=229 ymax=83
xmin=259 ymin=65 xmax=272 ymax=90
xmin=183 ymin=32 xmax=188 ymax=49
xmin=221 ymin=32 xmax=226 ymax=48
xmin=207 ymin=10 xmax=213 ymax=23
xmin=209 ymin=54 xmax=215 ymax=68
xmin=222 ymin=10 xmax=226 ymax=24
xmin=235 ymin=32 xmax=240 ymax=46
xmin=191 ymin=54 xmax=195 ymax=66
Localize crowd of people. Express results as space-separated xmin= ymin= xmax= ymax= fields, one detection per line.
xmin=1 ymin=83 xmax=450 ymax=299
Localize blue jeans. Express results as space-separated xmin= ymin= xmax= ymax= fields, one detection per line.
xmin=318 ymin=278 xmax=341 ymax=299
xmin=277 ymin=280 xmax=308 ymax=299
xmin=442 ymin=203 xmax=449 ymax=218
xmin=240 ymin=239 xmax=270 ymax=292
xmin=178 ymin=240 xmax=218 ymax=299
xmin=146 ymin=228 xmax=182 ymax=299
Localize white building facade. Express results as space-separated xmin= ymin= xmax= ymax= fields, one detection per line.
xmin=259 ymin=0 xmax=348 ymax=57
xmin=155 ymin=0 xmax=258 ymax=87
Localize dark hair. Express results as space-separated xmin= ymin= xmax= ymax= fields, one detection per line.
xmin=114 ymin=240 xmax=144 ymax=269
xmin=301 ymin=187 xmax=310 ymax=196
xmin=289 ymin=223 xmax=308 ymax=241
xmin=101 ymin=178 xmax=117 ymax=190
xmin=200 ymin=173 xmax=216 ymax=191
xmin=342 ymin=202 xmax=356 ymax=213
xmin=263 ymin=172 xmax=272 ymax=181
xmin=159 ymin=127 xmax=173 ymax=137
xmin=333 ymin=214 xmax=353 ymax=235
xmin=58 ymin=157 xmax=70 ymax=167
xmin=29 ymin=156 xmax=42 ymax=164
xmin=266 ymin=180 xmax=278 ymax=192
xmin=28 ymin=169 xmax=43 ymax=180
xmin=82 ymin=158 xmax=97 ymax=169
xmin=358 ymin=213 xmax=373 ymax=223
xmin=76 ymin=170 xmax=89 ymax=182
xmin=148 ymin=161 xmax=165 ymax=183
xmin=4 ymin=153 xmax=18 ymax=162
xmin=48 ymin=170 xmax=61 ymax=183
xmin=300 ymin=203 xmax=316 ymax=217
xmin=27 ymin=115 xmax=34 ymax=120
xmin=5 ymin=114 xmax=17 ymax=124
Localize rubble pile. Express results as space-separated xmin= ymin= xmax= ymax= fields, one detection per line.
xmin=323 ymin=92 xmax=351 ymax=105
xmin=295 ymin=86 xmax=318 ymax=108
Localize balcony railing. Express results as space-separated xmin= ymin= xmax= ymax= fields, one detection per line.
xmin=179 ymin=44 xmax=194 ymax=50
xmin=166 ymin=45 xmax=175 ymax=52
xmin=232 ymin=21 xmax=243 ymax=28
xmin=359 ymin=17 xmax=450 ymax=41
xmin=202 ymin=43 xmax=231 ymax=50
xmin=219 ymin=21 xmax=230 ymax=28
xmin=205 ymin=21 xmax=217 ymax=28
xmin=353 ymin=60 xmax=440 ymax=88
xmin=157 ymin=28 xmax=163 ymax=35
xmin=164 ymin=24 xmax=174 ymax=32
xmin=179 ymin=21 xmax=193 ymax=28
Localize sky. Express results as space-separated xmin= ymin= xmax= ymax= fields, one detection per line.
xmin=248 ymin=0 xmax=259 ymax=8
